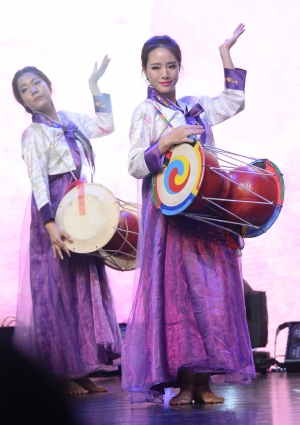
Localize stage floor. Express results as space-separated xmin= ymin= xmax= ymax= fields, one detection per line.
xmin=66 ymin=372 xmax=300 ymax=425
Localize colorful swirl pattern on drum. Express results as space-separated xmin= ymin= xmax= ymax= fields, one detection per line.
xmin=164 ymin=155 xmax=191 ymax=194
xmin=152 ymin=141 xmax=205 ymax=215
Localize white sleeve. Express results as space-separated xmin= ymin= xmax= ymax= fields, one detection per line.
xmin=198 ymin=88 xmax=245 ymax=126
xmin=128 ymin=102 xmax=157 ymax=179
xmin=64 ymin=94 xmax=115 ymax=139
xmin=21 ymin=126 xmax=51 ymax=211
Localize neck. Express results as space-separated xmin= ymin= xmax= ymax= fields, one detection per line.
xmin=162 ymin=89 xmax=176 ymax=105
xmin=34 ymin=101 xmax=59 ymax=122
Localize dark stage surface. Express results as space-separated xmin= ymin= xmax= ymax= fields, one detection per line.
xmin=66 ymin=372 xmax=300 ymax=425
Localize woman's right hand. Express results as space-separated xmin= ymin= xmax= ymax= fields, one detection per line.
xmin=45 ymin=221 xmax=73 ymax=260
xmin=158 ymin=125 xmax=205 ymax=155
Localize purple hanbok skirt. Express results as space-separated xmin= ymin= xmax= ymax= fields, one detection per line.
xmin=121 ymin=177 xmax=256 ymax=399
xmin=14 ymin=173 xmax=122 ymax=381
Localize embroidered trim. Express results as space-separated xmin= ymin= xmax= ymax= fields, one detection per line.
xmin=225 ymin=77 xmax=239 ymax=85
xmin=156 ymin=95 xmax=178 ymax=111
xmin=34 ymin=114 xmax=61 ymax=128
xmin=95 ymin=101 xmax=107 ymax=108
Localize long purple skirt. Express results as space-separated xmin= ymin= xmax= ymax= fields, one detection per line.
xmin=17 ymin=173 xmax=122 ymax=381
xmin=121 ymin=177 xmax=256 ymax=398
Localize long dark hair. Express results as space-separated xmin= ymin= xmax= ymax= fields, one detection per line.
xmin=141 ymin=35 xmax=182 ymax=70
xmin=12 ymin=66 xmax=53 ymax=114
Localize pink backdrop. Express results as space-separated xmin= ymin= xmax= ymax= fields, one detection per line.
xmin=1 ymin=0 xmax=299 ymax=359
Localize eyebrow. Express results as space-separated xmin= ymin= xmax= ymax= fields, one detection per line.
xmin=150 ymin=61 xmax=177 ymax=65
xmin=19 ymin=77 xmax=39 ymax=89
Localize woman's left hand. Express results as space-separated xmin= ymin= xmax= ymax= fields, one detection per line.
xmin=89 ymin=54 xmax=111 ymax=87
xmin=219 ymin=23 xmax=245 ymax=52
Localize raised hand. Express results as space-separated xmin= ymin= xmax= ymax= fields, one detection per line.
xmin=219 ymin=23 xmax=245 ymax=52
xmin=89 ymin=54 xmax=111 ymax=88
xmin=45 ymin=221 xmax=73 ymax=260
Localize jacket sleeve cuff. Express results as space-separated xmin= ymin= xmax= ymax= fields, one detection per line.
xmin=40 ymin=203 xmax=55 ymax=225
xmin=224 ymin=68 xmax=247 ymax=91
xmin=93 ymin=94 xmax=112 ymax=113
xmin=144 ymin=141 xmax=165 ymax=173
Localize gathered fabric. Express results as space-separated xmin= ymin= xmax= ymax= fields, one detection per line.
xmin=122 ymin=69 xmax=255 ymax=401
xmin=121 ymin=177 xmax=255 ymax=399
xmin=14 ymin=108 xmax=122 ymax=380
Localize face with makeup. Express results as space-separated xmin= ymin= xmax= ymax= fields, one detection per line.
xmin=143 ymin=47 xmax=180 ymax=103
xmin=16 ymin=72 xmax=53 ymax=115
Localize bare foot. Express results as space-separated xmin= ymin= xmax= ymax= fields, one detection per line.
xmin=195 ymin=373 xmax=224 ymax=403
xmin=169 ymin=389 xmax=194 ymax=405
xmin=55 ymin=379 xmax=89 ymax=395
xmin=74 ymin=377 xmax=108 ymax=393
xmin=169 ymin=370 xmax=196 ymax=405
xmin=195 ymin=387 xmax=224 ymax=404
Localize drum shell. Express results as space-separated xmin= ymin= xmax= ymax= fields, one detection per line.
xmin=186 ymin=150 xmax=222 ymax=212
xmin=224 ymin=166 xmax=278 ymax=226
xmin=102 ymin=210 xmax=139 ymax=257
xmin=216 ymin=169 xmax=232 ymax=200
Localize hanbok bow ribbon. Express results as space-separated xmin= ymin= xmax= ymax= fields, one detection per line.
xmin=32 ymin=112 xmax=95 ymax=172
xmin=147 ymin=87 xmax=206 ymax=145
xmin=61 ymin=122 xmax=95 ymax=173
xmin=184 ymin=103 xmax=206 ymax=145
xmin=185 ymin=103 xmax=204 ymax=119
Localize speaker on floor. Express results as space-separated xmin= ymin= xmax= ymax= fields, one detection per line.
xmin=0 ymin=326 xmax=14 ymax=350
xmin=243 ymin=280 xmax=268 ymax=349
xmin=275 ymin=321 xmax=300 ymax=372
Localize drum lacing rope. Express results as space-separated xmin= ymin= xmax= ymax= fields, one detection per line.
xmin=205 ymin=146 xmax=276 ymax=176
xmin=106 ymin=200 xmax=138 ymax=256
xmin=206 ymin=168 xmax=276 ymax=205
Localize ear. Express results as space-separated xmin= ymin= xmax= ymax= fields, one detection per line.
xmin=142 ymin=68 xmax=148 ymax=80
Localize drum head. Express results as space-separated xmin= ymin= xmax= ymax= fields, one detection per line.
xmin=56 ymin=183 xmax=120 ymax=253
xmin=152 ymin=141 xmax=205 ymax=215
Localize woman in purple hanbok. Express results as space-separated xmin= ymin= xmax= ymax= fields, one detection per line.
xmin=121 ymin=24 xmax=256 ymax=404
xmin=12 ymin=56 xmax=122 ymax=394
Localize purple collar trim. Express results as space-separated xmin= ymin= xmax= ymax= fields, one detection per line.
xmin=147 ymin=87 xmax=182 ymax=112
xmin=32 ymin=112 xmax=62 ymax=128
xmin=32 ymin=112 xmax=79 ymax=133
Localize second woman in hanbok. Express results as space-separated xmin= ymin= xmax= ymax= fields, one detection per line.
xmin=13 ymin=56 xmax=122 ymax=395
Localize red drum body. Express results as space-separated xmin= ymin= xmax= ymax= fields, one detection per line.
xmin=221 ymin=159 xmax=284 ymax=237
xmin=185 ymin=150 xmax=222 ymax=212
xmin=55 ymin=183 xmax=138 ymax=270
xmin=215 ymin=170 xmax=231 ymax=200
xmin=103 ymin=208 xmax=138 ymax=256
xmin=152 ymin=143 xmax=284 ymax=238
xmin=101 ymin=203 xmax=139 ymax=270
xmin=224 ymin=166 xmax=278 ymax=226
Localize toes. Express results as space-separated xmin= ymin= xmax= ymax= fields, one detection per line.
xmin=72 ymin=389 xmax=89 ymax=395
xmin=97 ymin=386 xmax=108 ymax=393
xmin=202 ymin=395 xmax=224 ymax=404
xmin=170 ymin=394 xmax=193 ymax=405
xmin=195 ymin=391 xmax=224 ymax=404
